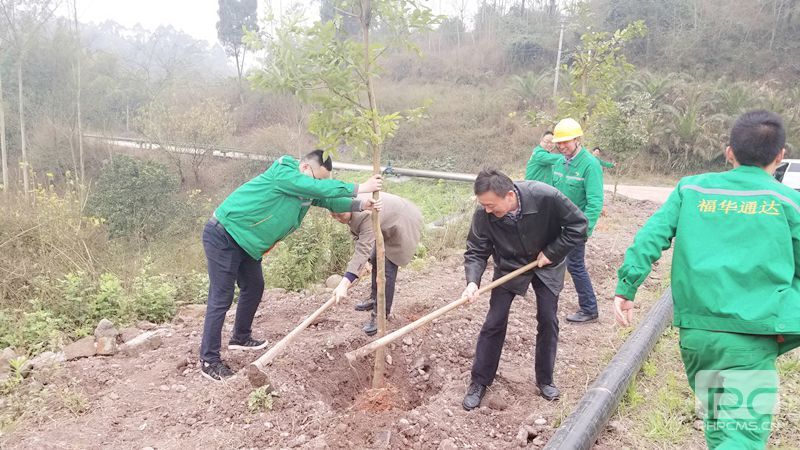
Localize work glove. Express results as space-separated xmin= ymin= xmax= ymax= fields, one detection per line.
xmin=333 ymin=277 xmax=351 ymax=304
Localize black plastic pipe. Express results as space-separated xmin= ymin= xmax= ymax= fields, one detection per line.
xmin=544 ymin=288 xmax=674 ymax=450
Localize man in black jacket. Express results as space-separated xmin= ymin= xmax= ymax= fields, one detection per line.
xmin=461 ymin=169 xmax=587 ymax=410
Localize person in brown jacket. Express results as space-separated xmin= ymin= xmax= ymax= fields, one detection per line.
xmin=330 ymin=192 xmax=424 ymax=335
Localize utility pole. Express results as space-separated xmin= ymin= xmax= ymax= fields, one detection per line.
xmin=553 ymin=16 xmax=566 ymax=104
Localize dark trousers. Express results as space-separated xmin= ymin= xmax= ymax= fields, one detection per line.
xmin=566 ymin=241 xmax=598 ymax=315
xmin=471 ymin=274 xmax=559 ymax=387
xmin=200 ymin=219 xmax=264 ymax=363
xmin=369 ymin=248 xmax=399 ymax=316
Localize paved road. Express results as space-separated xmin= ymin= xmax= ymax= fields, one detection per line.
xmin=604 ymin=184 xmax=673 ymax=204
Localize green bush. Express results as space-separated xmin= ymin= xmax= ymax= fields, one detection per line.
xmin=173 ymin=271 xmax=210 ymax=305
xmin=87 ymin=155 xmax=179 ymax=238
xmin=265 ymin=209 xmax=353 ymax=291
xmin=0 ymin=270 xmax=182 ymax=355
xmin=129 ymin=273 xmax=178 ymax=323
xmin=20 ymin=310 xmax=65 ymax=354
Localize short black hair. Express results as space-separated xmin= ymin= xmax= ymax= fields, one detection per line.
xmin=729 ymin=110 xmax=785 ymax=167
xmin=543 ymin=130 xmax=554 ymax=137
xmin=474 ymin=168 xmax=514 ymax=197
xmin=592 ymin=147 xmax=601 ymax=152
xmin=303 ymin=149 xmax=333 ymax=171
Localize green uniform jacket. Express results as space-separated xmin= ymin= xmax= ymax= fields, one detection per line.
xmin=525 ymin=145 xmax=564 ymax=185
xmin=595 ymin=156 xmax=615 ymax=169
xmin=553 ymin=148 xmax=604 ymax=236
xmin=215 ymin=155 xmax=357 ymax=260
xmin=616 ymin=165 xmax=800 ymax=335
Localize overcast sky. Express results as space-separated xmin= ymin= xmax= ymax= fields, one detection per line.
xmin=70 ymin=1 xmax=468 ymax=46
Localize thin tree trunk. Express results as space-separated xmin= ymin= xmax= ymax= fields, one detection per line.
xmin=0 ymin=68 xmax=8 ymax=195
xmin=361 ymin=0 xmax=387 ymax=389
xmin=18 ymin=53 xmax=29 ymax=194
xmin=73 ymin=0 xmax=85 ymax=186
xmin=235 ymin=48 xmax=245 ymax=105
xmin=67 ymin=116 xmax=78 ymax=182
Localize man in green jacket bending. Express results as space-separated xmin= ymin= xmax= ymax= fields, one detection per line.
xmin=199 ymin=150 xmax=383 ymax=381
xmin=552 ymin=118 xmax=605 ymax=324
xmin=525 ymin=131 xmax=563 ymax=185
xmin=614 ymin=110 xmax=800 ymax=449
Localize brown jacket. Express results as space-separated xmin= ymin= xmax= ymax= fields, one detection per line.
xmin=346 ymin=193 xmax=423 ymax=274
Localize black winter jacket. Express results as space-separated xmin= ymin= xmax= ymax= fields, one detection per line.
xmin=464 ymin=181 xmax=588 ymax=295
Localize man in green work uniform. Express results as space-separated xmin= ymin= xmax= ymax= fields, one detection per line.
xmin=552 ymin=118 xmax=605 ymax=323
xmin=525 ymin=131 xmax=563 ymax=185
xmin=199 ymin=150 xmax=383 ymax=381
xmin=592 ymin=147 xmax=615 ymax=170
xmin=614 ymin=110 xmax=800 ymax=449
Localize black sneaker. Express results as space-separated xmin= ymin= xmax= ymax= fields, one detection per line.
xmin=201 ymin=360 xmax=235 ymax=381
xmin=228 ymin=337 xmax=269 ymax=351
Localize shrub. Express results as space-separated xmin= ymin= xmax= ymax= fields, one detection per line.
xmin=86 ymin=155 xmax=179 ymax=239
xmin=0 ymin=190 xmax=107 ymax=308
xmin=173 ymin=271 xmax=210 ymax=305
xmin=128 ymin=273 xmax=178 ymax=323
xmin=0 ymin=270 xmax=181 ymax=355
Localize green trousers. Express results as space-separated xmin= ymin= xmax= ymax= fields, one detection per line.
xmin=679 ymin=328 xmax=800 ymax=450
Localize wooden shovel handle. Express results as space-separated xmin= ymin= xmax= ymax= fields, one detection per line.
xmin=344 ymin=259 xmax=541 ymax=362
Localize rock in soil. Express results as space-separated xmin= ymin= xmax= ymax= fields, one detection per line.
xmin=136 ymin=320 xmax=157 ymax=330
xmin=438 ymin=438 xmax=458 ymax=450
xmin=484 ymin=392 xmax=509 ymax=411
xmin=95 ymin=319 xmax=119 ymax=355
xmin=24 ymin=351 xmax=65 ymax=374
xmin=119 ymin=329 xmax=168 ymax=356
xmin=119 ymin=327 xmax=141 ymax=343
xmin=373 ymin=430 xmax=392 ymax=449
xmin=64 ymin=336 xmax=97 ymax=360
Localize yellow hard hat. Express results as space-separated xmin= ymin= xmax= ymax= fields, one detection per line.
xmin=552 ymin=118 xmax=583 ymax=143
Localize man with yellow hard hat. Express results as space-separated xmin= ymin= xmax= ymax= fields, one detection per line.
xmin=551 ymin=118 xmax=604 ymax=324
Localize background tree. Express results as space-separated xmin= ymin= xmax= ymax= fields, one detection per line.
xmin=217 ymin=0 xmax=258 ymax=104
xmin=137 ymin=95 xmax=231 ymax=184
xmin=558 ymin=20 xmax=647 ymax=122
xmin=72 ymin=0 xmax=84 ymax=186
xmin=0 ymin=0 xmax=61 ymax=194
xmin=0 ymin=42 xmax=7 ymax=193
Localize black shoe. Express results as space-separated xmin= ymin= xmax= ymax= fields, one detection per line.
xmin=362 ymin=316 xmax=377 ymax=336
xmin=566 ymin=311 xmax=599 ymax=323
xmin=201 ymin=360 xmax=235 ymax=381
xmin=538 ymin=383 xmax=560 ymax=401
xmin=355 ymin=299 xmax=375 ymax=312
xmin=462 ymin=382 xmax=487 ymax=411
xmin=228 ymin=337 xmax=269 ymax=351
